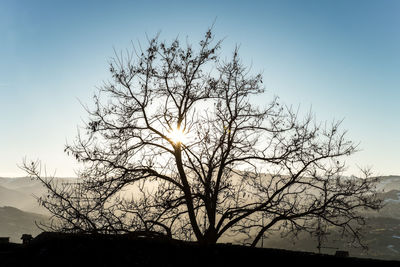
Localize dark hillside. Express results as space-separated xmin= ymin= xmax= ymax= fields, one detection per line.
xmin=1 ymin=232 xmax=399 ymax=267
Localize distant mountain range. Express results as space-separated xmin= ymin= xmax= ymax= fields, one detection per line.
xmin=1 ymin=175 xmax=400 ymax=260
xmin=0 ymin=179 xmax=45 ymax=215
xmin=0 ymin=177 xmax=76 ymax=215
xmin=0 ymin=177 xmax=73 ymax=243
xmin=0 ymin=206 xmax=47 ymax=243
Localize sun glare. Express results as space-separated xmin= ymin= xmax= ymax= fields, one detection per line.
xmin=168 ymin=127 xmax=187 ymax=144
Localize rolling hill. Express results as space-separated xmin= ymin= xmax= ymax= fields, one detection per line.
xmin=0 ymin=206 xmax=48 ymax=243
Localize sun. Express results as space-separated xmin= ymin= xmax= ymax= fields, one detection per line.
xmin=168 ymin=127 xmax=187 ymax=144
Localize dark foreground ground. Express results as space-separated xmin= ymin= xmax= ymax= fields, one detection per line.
xmin=1 ymin=232 xmax=399 ymax=267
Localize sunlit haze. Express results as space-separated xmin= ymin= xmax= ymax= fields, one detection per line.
xmin=0 ymin=0 xmax=399 ymax=177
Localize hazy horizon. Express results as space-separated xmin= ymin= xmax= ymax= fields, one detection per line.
xmin=1 ymin=0 xmax=399 ymax=177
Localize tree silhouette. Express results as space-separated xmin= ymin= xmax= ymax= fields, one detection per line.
xmin=22 ymin=28 xmax=381 ymax=246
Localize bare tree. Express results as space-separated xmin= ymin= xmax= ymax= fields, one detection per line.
xmin=22 ymin=28 xmax=381 ymax=246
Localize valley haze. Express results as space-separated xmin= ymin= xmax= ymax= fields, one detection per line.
xmin=1 ymin=175 xmax=400 ymax=261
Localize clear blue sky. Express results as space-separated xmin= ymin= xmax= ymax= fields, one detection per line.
xmin=0 ymin=0 xmax=399 ymax=177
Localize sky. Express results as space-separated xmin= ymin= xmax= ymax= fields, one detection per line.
xmin=0 ymin=0 xmax=399 ymax=177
